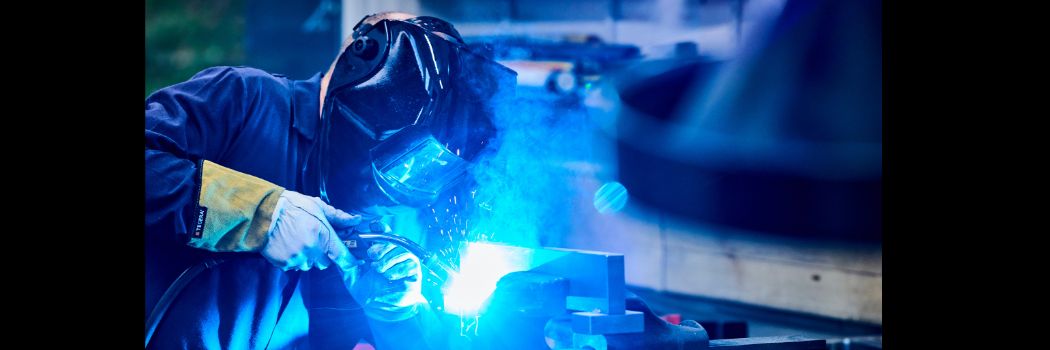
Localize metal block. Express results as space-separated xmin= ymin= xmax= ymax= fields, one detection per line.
xmin=491 ymin=271 xmax=568 ymax=316
xmin=533 ymin=247 xmax=626 ymax=315
xmin=571 ymin=310 xmax=644 ymax=335
xmin=566 ymin=296 xmax=609 ymax=314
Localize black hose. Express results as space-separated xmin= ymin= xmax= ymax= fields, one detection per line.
xmin=145 ymin=258 xmax=225 ymax=348
xmin=353 ymin=233 xmax=457 ymax=285
xmin=144 ymin=234 xmax=457 ymax=348
xmin=354 ymin=233 xmax=430 ymax=259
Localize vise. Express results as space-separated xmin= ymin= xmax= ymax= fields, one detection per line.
xmin=438 ymin=242 xmax=708 ymax=349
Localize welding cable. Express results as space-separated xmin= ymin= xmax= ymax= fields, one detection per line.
xmin=353 ymin=233 xmax=455 ymax=285
xmin=144 ymin=258 xmax=225 ymax=348
xmin=145 ymin=234 xmax=450 ymax=347
xmin=354 ymin=233 xmax=428 ymax=258
xmin=144 ymin=233 xmax=424 ymax=347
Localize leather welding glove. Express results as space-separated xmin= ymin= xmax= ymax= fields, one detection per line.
xmin=342 ymin=241 xmax=425 ymax=322
xmin=260 ymin=190 xmax=363 ymax=271
xmin=185 ymin=160 xmax=360 ymax=271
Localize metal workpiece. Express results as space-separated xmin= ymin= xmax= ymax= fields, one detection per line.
xmin=436 ymin=242 xmax=830 ymax=349
xmin=491 ymin=271 xmax=569 ymax=316
xmin=455 ymin=243 xmax=629 ymax=314
xmin=540 ymin=249 xmax=626 ymax=315
xmin=467 ymin=272 xmax=571 ymax=350
xmin=571 ymin=310 xmax=644 ymax=335
xmin=443 ymin=242 xmax=707 ymax=349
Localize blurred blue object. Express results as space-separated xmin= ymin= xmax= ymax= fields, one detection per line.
xmin=467 ymin=35 xmax=641 ymax=71
xmin=606 ymin=0 xmax=882 ymax=241
xmin=594 ymin=181 xmax=630 ymax=214
xmin=466 ymin=35 xmax=642 ymax=96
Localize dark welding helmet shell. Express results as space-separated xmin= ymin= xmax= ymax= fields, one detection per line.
xmin=317 ymin=16 xmax=516 ymax=211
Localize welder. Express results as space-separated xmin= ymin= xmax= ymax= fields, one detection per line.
xmin=145 ymin=11 xmax=515 ymax=349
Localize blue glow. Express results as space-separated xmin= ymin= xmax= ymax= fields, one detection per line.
xmin=593 ymin=181 xmax=629 ymax=214
xmin=464 ymin=87 xmax=595 ymax=247
xmin=443 ymin=243 xmax=518 ymax=314
xmin=442 ymin=242 xmax=565 ymax=314
xmin=418 ymin=73 xmax=599 ymax=330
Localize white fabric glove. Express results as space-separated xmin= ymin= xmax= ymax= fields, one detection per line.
xmin=261 ymin=190 xmax=361 ymax=271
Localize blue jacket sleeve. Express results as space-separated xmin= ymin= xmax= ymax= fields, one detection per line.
xmin=145 ymin=67 xmax=251 ymax=241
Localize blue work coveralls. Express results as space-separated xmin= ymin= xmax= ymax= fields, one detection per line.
xmin=145 ymin=66 xmax=371 ymax=349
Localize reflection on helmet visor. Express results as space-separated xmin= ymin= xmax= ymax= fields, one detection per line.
xmin=374 ymin=136 xmax=468 ymax=201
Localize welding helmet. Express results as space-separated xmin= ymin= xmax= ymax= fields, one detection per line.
xmin=315 ymin=15 xmax=516 ymax=212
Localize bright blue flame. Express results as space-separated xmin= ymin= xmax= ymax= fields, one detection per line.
xmin=442 ymin=242 xmax=565 ymax=314
xmin=443 ymin=243 xmax=518 ymax=314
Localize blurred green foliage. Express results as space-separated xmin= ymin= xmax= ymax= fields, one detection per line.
xmin=146 ymin=0 xmax=246 ymax=98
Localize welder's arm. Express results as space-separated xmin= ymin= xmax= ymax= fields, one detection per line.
xmin=185 ymin=159 xmax=286 ymax=251
xmin=145 ymin=66 xmax=276 ymax=251
xmin=144 ymin=67 xmax=294 ymax=251
xmin=145 ymin=67 xmax=363 ymax=271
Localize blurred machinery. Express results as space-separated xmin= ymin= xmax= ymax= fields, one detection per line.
xmin=594 ymin=0 xmax=882 ymax=242
xmin=466 ymin=35 xmax=642 ymax=96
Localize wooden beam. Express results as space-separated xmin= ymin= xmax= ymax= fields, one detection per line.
xmin=710 ymin=336 xmax=826 ymax=350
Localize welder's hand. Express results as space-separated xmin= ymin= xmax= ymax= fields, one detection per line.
xmin=343 ymin=241 xmax=424 ymax=322
xmin=261 ymin=190 xmax=363 ymax=272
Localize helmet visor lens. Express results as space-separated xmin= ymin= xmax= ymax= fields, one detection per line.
xmin=372 ymin=133 xmax=469 ymax=204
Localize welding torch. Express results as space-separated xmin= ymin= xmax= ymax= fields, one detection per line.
xmin=337 ymin=224 xmax=457 ymax=289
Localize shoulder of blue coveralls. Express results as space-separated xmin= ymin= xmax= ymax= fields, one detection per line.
xmin=190 ymin=66 xmax=293 ymax=100
xmin=188 ymin=66 xmax=275 ymax=79
xmin=189 ymin=66 xmax=289 ymax=87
